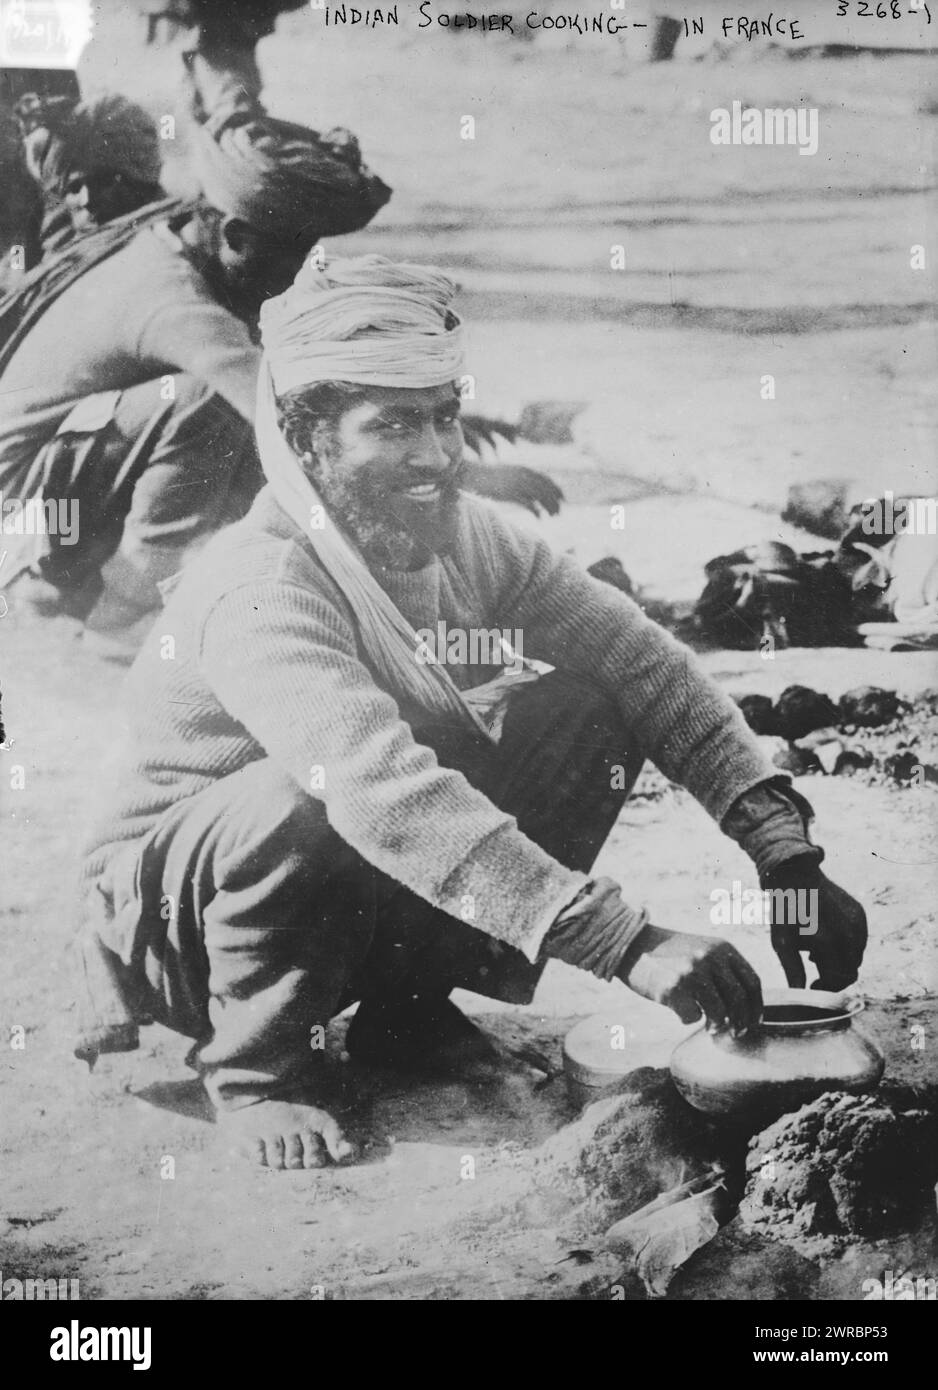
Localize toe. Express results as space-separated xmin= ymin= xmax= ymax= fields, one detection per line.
xmin=264 ymin=1133 xmax=286 ymax=1170
xmin=302 ymin=1132 xmax=328 ymax=1169
xmin=284 ymin=1133 xmax=305 ymax=1170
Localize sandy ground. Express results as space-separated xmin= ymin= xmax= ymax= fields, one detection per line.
xmin=2 ymin=615 xmax=936 ymax=1301
xmin=2 ymin=18 xmax=937 ymax=1299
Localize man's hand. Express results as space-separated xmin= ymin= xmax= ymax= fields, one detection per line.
xmin=767 ymin=862 xmax=867 ymax=992
xmin=617 ymin=924 xmax=762 ymax=1037
xmin=461 ymin=412 xmax=519 ymax=453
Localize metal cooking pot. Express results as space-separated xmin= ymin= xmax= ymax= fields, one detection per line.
xmin=669 ymin=988 xmax=884 ymax=1122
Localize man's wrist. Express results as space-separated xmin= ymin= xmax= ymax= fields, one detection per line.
xmin=760 ymin=852 xmax=824 ymax=890
xmin=722 ymin=776 xmax=824 ymax=879
xmin=617 ymin=919 xmax=656 ymax=976
xmin=541 ymin=878 xmax=647 ymax=981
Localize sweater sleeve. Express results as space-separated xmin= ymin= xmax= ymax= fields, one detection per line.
xmin=198 ymin=577 xmax=587 ymax=960
xmin=466 ymin=505 xmax=776 ymax=823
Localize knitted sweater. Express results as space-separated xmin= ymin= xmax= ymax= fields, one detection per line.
xmin=80 ymin=488 xmax=777 ymax=962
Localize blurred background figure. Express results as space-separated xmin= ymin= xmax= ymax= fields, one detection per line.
xmin=1 ymin=0 xmax=305 ymax=269
xmin=0 ymin=98 xmax=391 ymax=650
xmin=14 ymin=91 xmax=163 ymax=257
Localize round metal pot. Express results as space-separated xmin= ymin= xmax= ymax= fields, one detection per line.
xmin=669 ymin=987 xmax=884 ymax=1123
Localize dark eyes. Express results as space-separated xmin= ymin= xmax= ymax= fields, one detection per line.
xmin=378 ymin=413 xmax=459 ymax=434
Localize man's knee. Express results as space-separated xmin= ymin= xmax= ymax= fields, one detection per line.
xmin=195 ymin=764 xmax=376 ymax=1017
xmin=208 ymin=762 xmax=331 ymax=888
xmin=164 ymin=376 xmax=245 ymax=445
xmin=122 ymin=390 xmax=253 ymax=544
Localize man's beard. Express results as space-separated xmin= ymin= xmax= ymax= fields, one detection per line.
xmin=310 ymin=449 xmax=464 ymax=571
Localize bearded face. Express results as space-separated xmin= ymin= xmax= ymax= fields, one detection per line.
xmin=299 ymin=383 xmax=465 ymax=571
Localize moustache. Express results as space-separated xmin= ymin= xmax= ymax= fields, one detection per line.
xmin=386 ymin=459 xmax=466 ymax=494
xmin=380 ymin=466 xmax=464 ymax=540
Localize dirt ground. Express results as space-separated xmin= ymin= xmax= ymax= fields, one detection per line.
xmin=1 ymin=18 xmax=936 ymax=1300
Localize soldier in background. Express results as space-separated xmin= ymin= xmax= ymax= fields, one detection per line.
xmin=14 ymin=91 xmax=164 ymax=258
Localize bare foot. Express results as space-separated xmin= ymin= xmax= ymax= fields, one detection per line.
xmin=218 ymin=1097 xmax=354 ymax=1170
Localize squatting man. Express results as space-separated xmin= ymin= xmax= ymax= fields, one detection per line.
xmin=75 ymin=255 xmax=868 ymax=1169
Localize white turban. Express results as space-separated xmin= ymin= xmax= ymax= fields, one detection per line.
xmin=259 ymin=254 xmax=465 ymax=393
xmin=254 ymin=254 xmax=493 ymax=738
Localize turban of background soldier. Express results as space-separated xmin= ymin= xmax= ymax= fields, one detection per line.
xmin=16 ymin=93 xmax=163 ymax=200
xmin=191 ymin=101 xmax=392 ymax=242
